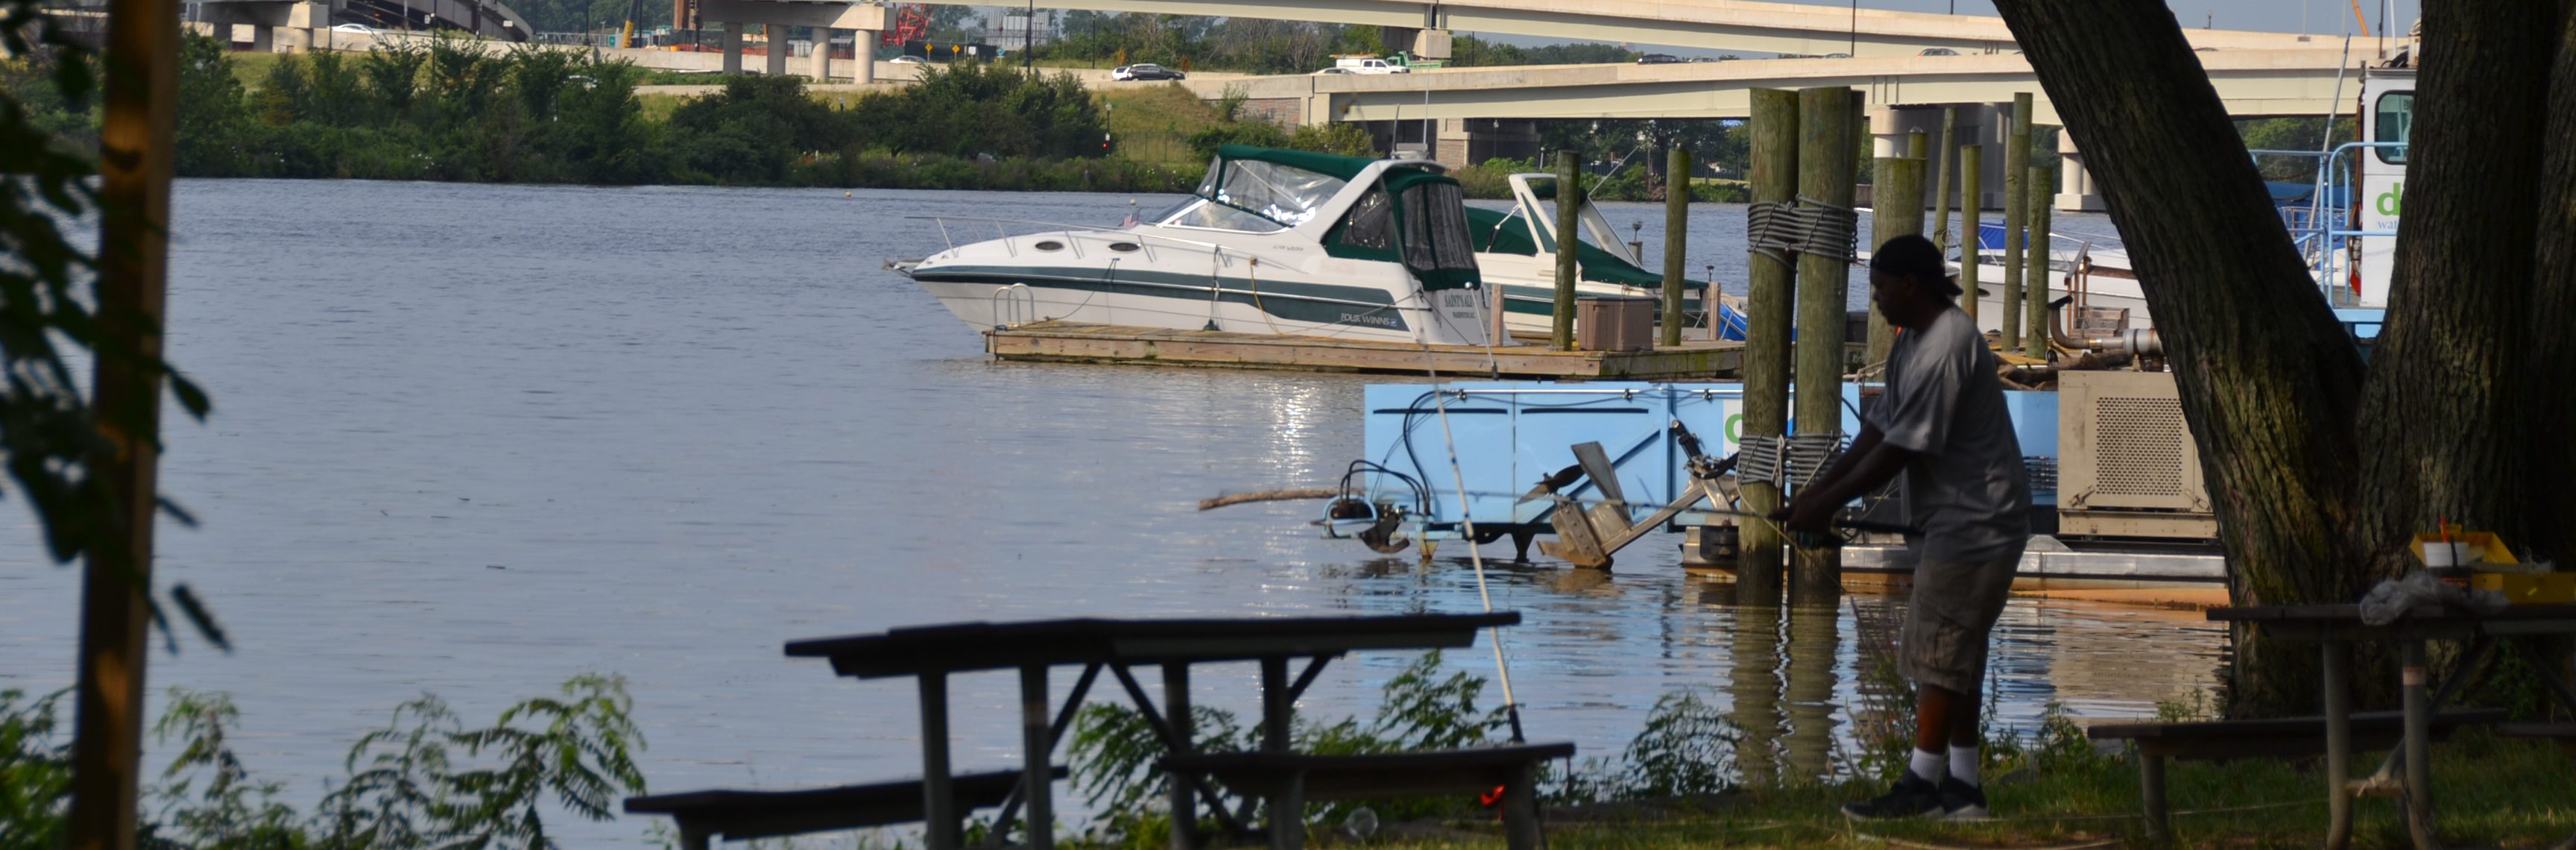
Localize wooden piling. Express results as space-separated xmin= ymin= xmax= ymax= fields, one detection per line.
xmin=1868 ymin=149 xmax=1925 ymax=366
xmin=1792 ymin=85 xmax=1855 ymax=604
xmin=1738 ymin=89 xmax=1799 ymax=602
xmin=2024 ymin=160 xmax=2054 ymax=358
xmin=1957 ymin=143 xmax=1981 ymax=323
xmin=1553 ymin=150 xmax=1581 ymax=350
xmin=1932 ymin=107 xmax=1956 ymax=257
xmin=2000 ymin=92 xmax=2032 ymax=347
xmin=1662 ymin=146 xmax=1690 ymax=347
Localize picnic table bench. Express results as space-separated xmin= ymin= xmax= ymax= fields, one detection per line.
xmin=2207 ymin=602 xmax=2576 ymax=849
xmin=627 ymin=612 xmax=1565 ymax=850
xmin=623 ymin=769 xmax=1059 ymax=850
xmin=2086 ymin=709 xmax=2504 ymax=839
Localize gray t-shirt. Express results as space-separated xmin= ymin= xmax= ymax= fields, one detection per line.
xmin=1863 ymin=306 xmax=2030 ymax=562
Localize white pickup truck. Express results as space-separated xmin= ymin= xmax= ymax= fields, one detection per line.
xmin=1331 ymin=55 xmax=1410 ymax=74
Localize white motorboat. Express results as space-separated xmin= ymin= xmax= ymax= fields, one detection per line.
xmin=895 ymin=145 xmax=1497 ymax=347
xmin=1467 ymin=172 xmax=1749 ymax=340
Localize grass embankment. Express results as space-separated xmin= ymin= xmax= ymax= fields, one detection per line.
xmin=1367 ymin=731 xmax=2575 ymax=849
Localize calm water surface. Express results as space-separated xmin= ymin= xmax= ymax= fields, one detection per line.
xmin=0 ymin=180 xmax=2209 ymax=846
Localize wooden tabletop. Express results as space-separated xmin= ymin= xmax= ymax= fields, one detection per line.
xmin=784 ymin=612 xmax=1521 ymax=679
xmin=2209 ymin=603 xmax=2576 ymax=623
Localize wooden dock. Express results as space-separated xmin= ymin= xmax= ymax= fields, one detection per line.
xmin=983 ymin=321 xmax=1745 ymax=379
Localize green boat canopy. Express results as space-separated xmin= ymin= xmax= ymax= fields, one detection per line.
xmin=1463 ymin=206 xmax=1683 ymax=289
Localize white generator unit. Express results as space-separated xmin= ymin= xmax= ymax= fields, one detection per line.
xmin=2056 ymin=370 xmax=2217 ymax=541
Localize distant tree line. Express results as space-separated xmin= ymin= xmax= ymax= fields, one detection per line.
xmin=73 ymin=34 xmax=1193 ymax=189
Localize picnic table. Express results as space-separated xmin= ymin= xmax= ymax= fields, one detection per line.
xmin=773 ymin=611 xmax=1527 ymax=850
xmin=2207 ymin=602 xmax=2576 ymax=850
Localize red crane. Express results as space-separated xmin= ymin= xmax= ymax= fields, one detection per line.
xmin=883 ymin=4 xmax=929 ymax=45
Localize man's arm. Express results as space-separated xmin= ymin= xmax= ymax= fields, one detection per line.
xmin=1781 ymin=425 xmax=1914 ymax=532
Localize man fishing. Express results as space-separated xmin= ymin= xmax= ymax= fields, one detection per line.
xmin=1781 ymin=233 xmax=2030 ymax=820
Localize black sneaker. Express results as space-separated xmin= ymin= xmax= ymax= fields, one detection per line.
xmin=1840 ymin=771 xmax=1944 ymax=819
xmin=1938 ymin=776 xmax=1990 ymax=821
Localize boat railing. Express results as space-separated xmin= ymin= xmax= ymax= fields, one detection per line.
xmin=909 ymin=215 xmax=1290 ymax=270
xmin=2249 ymin=142 xmax=2408 ymax=298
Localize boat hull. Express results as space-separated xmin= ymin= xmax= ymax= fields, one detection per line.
xmin=906 ymin=227 xmax=1491 ymax=346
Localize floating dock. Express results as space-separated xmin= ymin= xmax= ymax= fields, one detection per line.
xmin=984 ymin=321 xmax=1746 ymax=380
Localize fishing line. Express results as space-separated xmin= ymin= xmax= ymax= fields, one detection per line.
xmin=1411 ymin=344 xmax=1528 ymax=744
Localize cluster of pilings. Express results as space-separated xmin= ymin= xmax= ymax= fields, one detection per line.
xmin=1700 ymin=87 xmax=2060 ymax=606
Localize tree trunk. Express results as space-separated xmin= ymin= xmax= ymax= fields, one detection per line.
xmin=2356 ymin=0 xmax=2557 ymax=579
xmin=1988 ymin=0 xmax=2369 ymax=717
xmin=2523 ymin=4 xmax=2576 ymax=564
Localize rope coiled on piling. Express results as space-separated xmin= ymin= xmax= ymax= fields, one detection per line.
xmin=1746 ymin=196 xmax=1861 ymax=267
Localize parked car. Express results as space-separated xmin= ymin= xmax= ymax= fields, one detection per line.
xmin=1918 ymin=47 xmax=1959 ymax=56
xmin=1635 ymin=53 xmax=1685 ymax=64
xmin=1111 ymin=63 xmax=1185 ymax=81
xmin=331 ymin=22 xmax=375 ymax=34
xmin=1824 ymin=52 xmax=1852 ymax=58
xmin=890 ymin=55 xmax=928 ymax=64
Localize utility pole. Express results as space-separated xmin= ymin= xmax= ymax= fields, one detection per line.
xmin=69 ymin=0 xmax=179 ymax=841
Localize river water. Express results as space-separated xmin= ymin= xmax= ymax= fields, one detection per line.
xmin=0 ymin=180 xmax=2214 ymax=846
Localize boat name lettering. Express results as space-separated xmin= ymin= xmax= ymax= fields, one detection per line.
xmin=1339 ymin=312 xmax=1401 ymax=328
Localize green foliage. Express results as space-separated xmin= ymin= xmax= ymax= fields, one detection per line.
xmin=0 ymin=676 xmax=645 ymax=849
xmin=1287 ymin=122 xmax=1374 ymax=159
xmin=1620 ymin=691 xmax=1740 ymax=797
xmin=149 ymin=690 xmax=307 ymax=849
xmin=319 ymin=675 xmax=646 ymax=849
xmin=1067 ymin=652 xmax=1506 ymax=846
xmin=847 ymin=62 xmax=1107 ymax=160
xmin=666 ymin=75 xmax=849 ymax=182
xmin=1184 ymin=122 xmax=1288 ymax=160
xmin=0 ymin=689 xmax=72 ymax=850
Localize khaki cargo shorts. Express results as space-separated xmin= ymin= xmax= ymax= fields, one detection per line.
xmin=1900 ymin=550 xmax=2022 ymax=696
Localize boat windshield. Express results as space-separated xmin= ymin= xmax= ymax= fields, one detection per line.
xmin=1155 ymin=157 xmax=1349 ymax=233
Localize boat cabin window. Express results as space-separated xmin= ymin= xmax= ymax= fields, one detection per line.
xmin=1334 ymin=186 xmax=1395 ymax=251
xmin=1398 ymin=181 xmax=1478 ymax=280
xmin=1157 ymin=157 xmax=1351 ymax=233
xmin=1158 ymin=198 xmax=1289 ymax=233
xmin=2373 ymin=92 xmax=2411 ymax=164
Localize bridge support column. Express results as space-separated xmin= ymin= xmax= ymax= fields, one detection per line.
xmin=1866 ymin=106 xmax=1945 ymax=212
xmin=1433 ymin=118 xmax=1537 ymax=167
xmin=854 ymin=32 xmax=876 ymax=83
xmin=722 ymin=22 xmax=743 ymax=74
xmin=2054 ymin=131 xmax=2103 ymax=212
xmin=810 ymin=28 xmax=837 ymax=80
xmin=249 ymin=24 xmax=274 ymax=52
xmin=765 ymin=25 xmax=789 ymax=75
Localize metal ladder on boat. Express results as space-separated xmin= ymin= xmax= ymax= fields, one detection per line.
xmin=991 ymin=283 xmax=1036 ymax=329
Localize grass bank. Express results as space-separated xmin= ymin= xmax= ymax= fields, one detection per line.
xmin=1390 ymin=731 xmax=2573 ymax=849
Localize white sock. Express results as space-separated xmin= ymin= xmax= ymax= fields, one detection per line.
xmin=1950 ymin=745 xmax=1980 ymax=787
xmin=1910 ymin=748 xmax=1945 ymax=783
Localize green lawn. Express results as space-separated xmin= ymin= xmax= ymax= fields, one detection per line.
xmin=1357 ymin=731 xmax=2573 ymax=849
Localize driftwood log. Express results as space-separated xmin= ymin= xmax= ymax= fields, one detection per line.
xmin=1197 ymin=488 xmax=1339 ymax=511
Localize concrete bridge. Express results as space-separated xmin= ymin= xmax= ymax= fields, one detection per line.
xmin=200 ymin=0 xmax=533 ymax=49
xmin=896 ymin=0 xmax=2334 ymax=60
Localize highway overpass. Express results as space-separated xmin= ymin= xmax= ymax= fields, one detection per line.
xmin=899 ymin=0 xmax=2337 ymax=59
